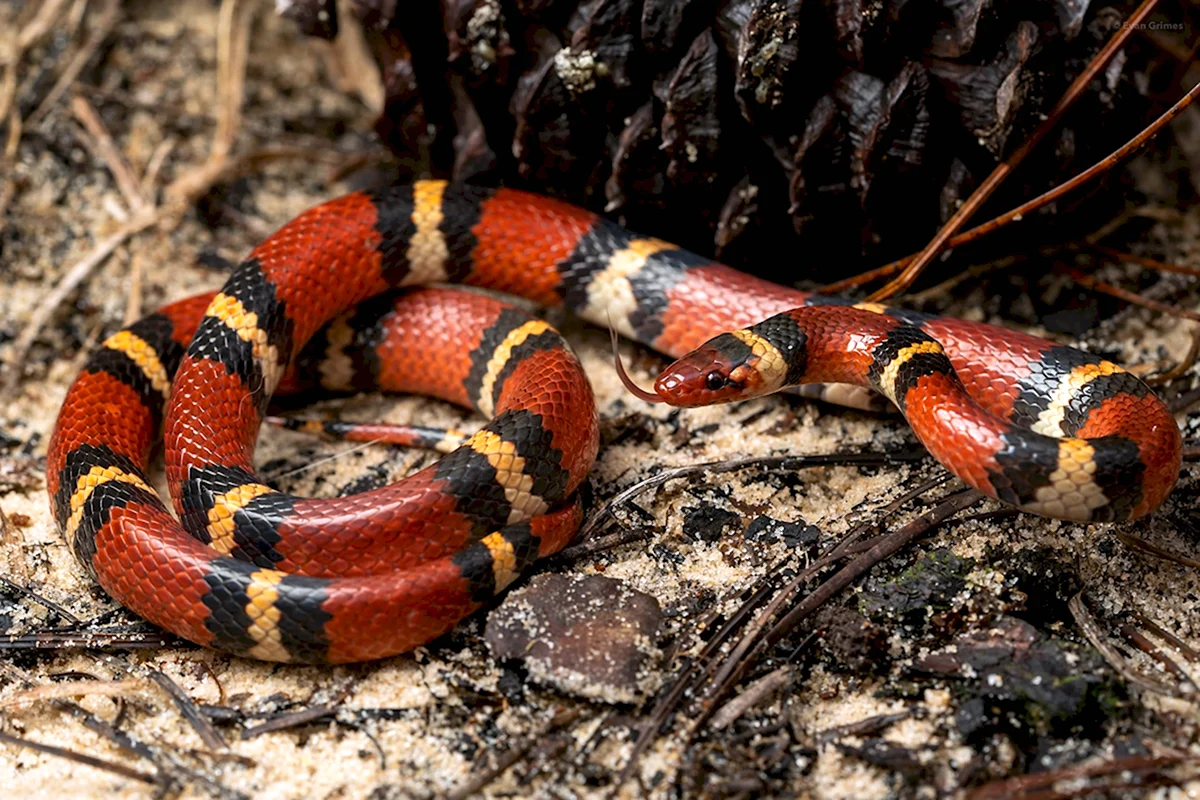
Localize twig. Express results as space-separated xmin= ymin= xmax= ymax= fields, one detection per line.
xmin=578 ymin=450 xmax=926 ymax=540
xmin=1119 ymin=624 xmax=1198 ymax=695
xmin=0 ymin=171 xmax=19 ymax=219
xmin=447 ymin=709 xmax=581 ymax=800
xmin=0 ymin=575 xmax=81 ymax=623
xmin=820 ymin=61 xmax=1200 ymax=299
xmin=952 ymin=77 xmax=1200 ymax=254
xmin=70 ymin=93 xmax=149 ymax=213
xmin=1112 ymin=531 xmax=1200 ymax=571
xmin=65 ymin=0 xmax=89 ymax=37
xmin=819 ymin=261 xmax=900 ymax=295
xmin=335 ymin=718 xmax=388 ymax=771
xmin=692 ymin=488 xmax=984 ymax=732
xmin=240 ymin=705 xmax=339 ymax=739
xmin=1065 ymin=267 xmax=1200 ymax=324
xmin=966 ymin=753 xmax=1188 ymax=800
xmin=0 ymin=0 xmax=73 ymax=123
xmin=815 ymin=710 xmax=911 ymax=745
xmin=164 ymin=145 xmax=365 ymax=210
xmin=52 ymin=700 xmax=162 ymax=768
xmin=240 ymin=682 xmax=355 ymax=739
xmin=3 ymin=153 xmax=355 ymax=398
xmin=0 ymin=625 xmax=178 ymax=652
xmin=555 ymin=526 xmax=656 ymax=562
xmin=709 ymin=666 xmax=791 ymax=730
xmin=1170 ymin=390 xmax=1200 ymax=414
xmin=0 ymin=71 xmax=17 ymax=157
xmin=26 ymin=0 xmax=121 ymax=128
xmin=610 ymin=476 xmax=957 ymax=796
xmin=865 ymin=0 xmax=1164 ymax=300
xmin=2 ymin=212 xmax=159 ymax=399
xmin=611 ymin=662 xmax=702 ymax=799
xmin=12 ymin=0 xmax=75 ymax=53
xmin=156 ymin=0 xmax=254 ymax=212
xmin=140 ymin=138 xmax=175 ymax=198
xmin=2 ymin=0 xmax=270 ymax=398
xmin=214 ymin=0 xmax=251 ymax=158
xmin=123 ymin=247 xmax=147 ymax=326
xmin=0 ymin=727 xmax=159 ymax=785
xmin=1146 ymin=323 xmax=1200 ymax=387
xmin=765 ymin=487 xmax=983 ymax=648
xmin=906 ymin=255 xmax=1026 ymax=305
xmin=1133 ymin=613 xmax=1200 ymax=663
xmin=1 ymin=212 xmax=159 ymax=400
xmin=697 ymin=478 xmax=955 ymax=706
xmin=1087 ymin=244 xmax=1200 ymax=278
xmin=52 ymin=700 xmax=249 ymax=800
xmin=1068 ymin=593 xmax=1179 ymax=696
xmin=147 ymin=669 xmax=227 ymax=751
xmin=0 ymin=679 xmax=144 ymax=710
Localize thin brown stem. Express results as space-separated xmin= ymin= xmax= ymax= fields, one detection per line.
xmin=1069 ymin=593 xmax=1179 ymax=696
xmin=691 ymin=489 xmax=984 ymax=732
xmin=1088 ymin=244 xmax=1200 ymax=278
xmin=1146 ymin=323 xmax=1200 ymax=387
xmin=578 ymin=450 xmax=925 ymax=540
xmin=1120 ymin=624 xmax=1198 ymax=694
xmin=819 ymin=261 xmax=902 ymax=295
xmin=865 ymin=0 xmax=1164 ymax=301
xmin=25 ymin=0 xmax=120 ymax=128
xmin=1065 ymin=268 xmax=1200 ymax=324
xmin=0 ymin=728 xmax=159 ymax=785
xmin=819 ymin=67 xmax=1200 ymax=297
xmin=1133 ymin=614 xmax=1200 ymax=663
xmin=1113 ymin=531 xmax=1200 ymax=571
xmin=2 ymin=213 xmax=159 ymax=399
xmin=448 ymin=709 xmax=582 ymax=800
xmin=966 ymin=753 xmax=1188 ymax=800
xmin=70 ymin=93 xmax=149 ymax=214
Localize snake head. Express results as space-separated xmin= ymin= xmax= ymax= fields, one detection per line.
xmin=654 ymin=333 xmax=778 ymax=407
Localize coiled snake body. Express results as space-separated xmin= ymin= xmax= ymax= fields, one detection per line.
xmin=47 ymin=182 xmax=1181 ymax=663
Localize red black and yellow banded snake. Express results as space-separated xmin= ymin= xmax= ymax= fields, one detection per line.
xmin=47 ymin=181 xmax=1182 ymax=664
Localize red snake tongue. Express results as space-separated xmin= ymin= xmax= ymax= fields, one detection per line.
xmin=609 ymin=323 xmax=664 ymax=404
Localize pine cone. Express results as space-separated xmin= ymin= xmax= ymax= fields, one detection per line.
xmin=286 ymin=0 xmax=1195 ymax=283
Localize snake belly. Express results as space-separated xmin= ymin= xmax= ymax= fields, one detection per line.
xmin=47 ymin=181 xmax=1182 ymax=663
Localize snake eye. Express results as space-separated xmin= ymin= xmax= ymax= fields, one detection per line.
xmin=705 ymin=371 xmax=728 ymax=391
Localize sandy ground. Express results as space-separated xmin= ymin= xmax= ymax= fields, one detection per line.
xmin=1 ymin=2 xmax=1200 ymax=798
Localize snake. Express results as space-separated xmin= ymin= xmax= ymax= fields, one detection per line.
xmin=46 ymin=181 xmax=1183 ymax=664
